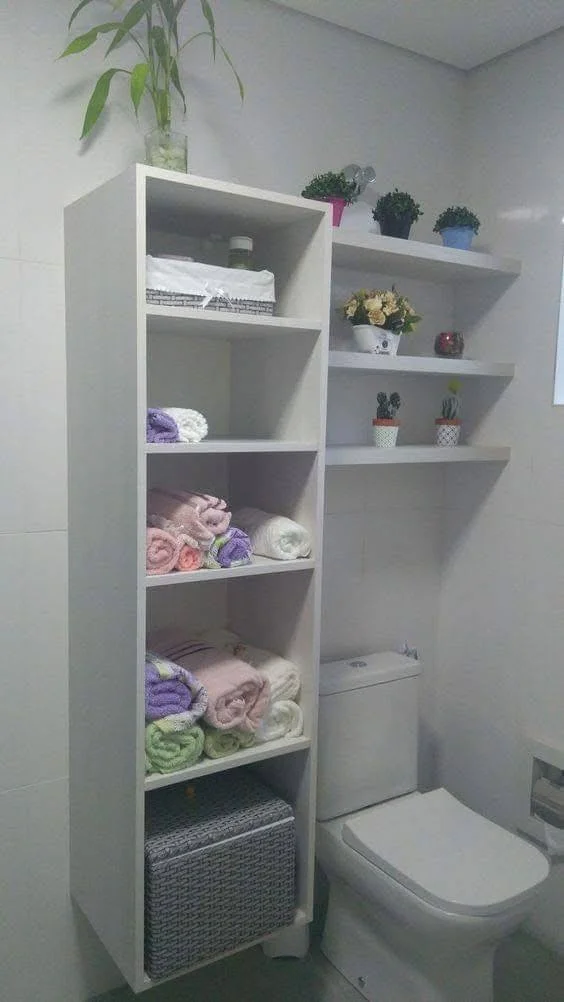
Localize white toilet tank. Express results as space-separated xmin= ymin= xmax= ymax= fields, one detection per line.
xmin=317 ymin=652 xmax=421 ymax=822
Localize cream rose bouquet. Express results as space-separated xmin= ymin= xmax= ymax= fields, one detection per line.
xmin=343 ymin=288 xmax=421 ymax=334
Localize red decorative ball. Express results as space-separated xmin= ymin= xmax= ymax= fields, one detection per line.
xmin=434 ymin=331 xmax=464 ymax=358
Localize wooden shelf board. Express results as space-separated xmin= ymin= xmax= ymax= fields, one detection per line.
xmin=146 ymin=304 xmax=322 ymax=339
xmin=146 ymin=556 xmax=316 ymax=587
xmin=332 ymin=230 xmax=521 ymax=281
xmin=146 ymin=439 xmax=318 ymax=454
xmin=328 ymin=351 xmax=514 ymax=378
xmin=144 ymin=736 xmax=311 ymax=791
xmin=325 ymin=445 xmax=511 ymax=466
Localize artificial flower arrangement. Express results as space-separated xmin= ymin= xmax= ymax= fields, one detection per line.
xmin=343 ymin=287 xmax=421 ymax=333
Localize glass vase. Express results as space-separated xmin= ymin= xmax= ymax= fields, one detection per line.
xmin=145 ymin=128 xmax=188 ymax=173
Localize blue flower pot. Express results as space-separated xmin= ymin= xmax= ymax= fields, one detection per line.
xmin=439 ymin=226 xmax=474 ymax=250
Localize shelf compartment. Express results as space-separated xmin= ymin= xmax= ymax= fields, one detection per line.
xmin=332 ymin=230 xmax=521 ymax=281
xmin=146 ymin=556 xmax=316 ymax=587
xmin=141 ymin=908 xmax=309 ymax=990
xmin=326 ymin=445 xmax=511 ymax=466
xmin=147 ymin=305 xmax=323 ymax=339
xmin=146 ymin=440 xmax=318 ymax=454
xmin=328 ymin=351 xmax=515 ymax=379
xmin=145 ymin=735 xmax=311 ymax=790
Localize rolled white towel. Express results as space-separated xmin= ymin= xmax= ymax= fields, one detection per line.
xmin=233 ymin=507 xmax=311 ymax=561
xmin=255 ymin=700 xmax=304 ymax=744
xmin=161 ymin=407 xmax=208 ymax=444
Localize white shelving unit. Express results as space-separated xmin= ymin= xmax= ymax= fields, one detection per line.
xmin=66 ymin=166 xmax=330 ymax=992
xmin=326 ymin=445 xmax=511 ymax=466
xmin=328 ymin=350 xmax=515 ymax=379
xmin=332 ymin=229 xmax=521 ymax=280
xmin=328 ymin=231 xmax=518 ymax=461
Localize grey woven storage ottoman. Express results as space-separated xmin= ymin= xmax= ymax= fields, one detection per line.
xmin=144 ymin=770 xmax=296 ymax=981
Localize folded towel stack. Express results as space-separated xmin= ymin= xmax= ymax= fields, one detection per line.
xmin=149 ymin=632 xmax=271 ymax=734
xmin=144 ymin=653 xmax=208 ymax=775
xmin=146 ymin=407 xmax=208 ymax=444
xmin=146 ymin=489 xmax=252 ymax=575
xmin=196 ymin=628 xmax=304 ymax=744
xmin=233 ymin=507 xmax=312 ymax=561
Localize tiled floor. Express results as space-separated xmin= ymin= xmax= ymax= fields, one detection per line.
xmin=92 ymin=931 xmax=564 ymax=1002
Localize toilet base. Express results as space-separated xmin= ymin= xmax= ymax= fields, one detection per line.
xmin=321 ymin=880 xmax=495 ymax=1002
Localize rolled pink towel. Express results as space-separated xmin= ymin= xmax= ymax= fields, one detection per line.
xmin=146 ymin=527 xmax=181 ymax=575
xmin=149 ymin=635 xmax=270 ymax=732
xmin=177 ymin=539 xmax=204 ymax=572
xmin=148 ymin=489 xmax=231 ymax=547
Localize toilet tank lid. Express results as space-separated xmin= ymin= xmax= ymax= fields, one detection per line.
xmin=319 ymin=652 xmax=420 ymax=696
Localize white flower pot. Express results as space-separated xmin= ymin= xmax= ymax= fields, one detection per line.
xmin=435 ymin=421 xmax=461 ymax=447
xmin=372 ymin=421 xmax=400 ymax=448
xmin=353 ymin=325 xmax=401 ymax=355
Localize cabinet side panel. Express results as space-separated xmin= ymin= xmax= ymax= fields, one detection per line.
xmin=65 ymin=169 xmax=145 ymax=987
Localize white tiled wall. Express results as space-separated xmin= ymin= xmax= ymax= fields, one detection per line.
xmin=1 ymin=1 xmax=464 ymax=997
xmin=438 ymin=27 xmax=564 ymax=953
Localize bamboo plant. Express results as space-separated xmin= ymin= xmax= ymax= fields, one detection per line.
xmin=61 ymin=0 xmax=243 ymax=168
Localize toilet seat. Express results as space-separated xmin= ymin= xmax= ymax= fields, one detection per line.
xmin=343 ymin=788 xmax=549 ymax=917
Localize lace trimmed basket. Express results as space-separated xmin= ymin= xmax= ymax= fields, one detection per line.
xmin=146 ymin=256 xmax=276 ymax=316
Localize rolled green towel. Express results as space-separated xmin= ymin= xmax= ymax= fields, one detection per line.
xmin=145 ymin=720 xmax=204 ymax=774
xmin=203 ymin=726 xmax=256 ymax=760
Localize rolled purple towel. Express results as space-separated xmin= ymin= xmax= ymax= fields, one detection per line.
xmin=145 ymin=652 xmax=207 ymax=723
xmin=204 ymin=526 xmax=252 ymax=569
xmin=146 ymin=407 xmax=179 ymax=443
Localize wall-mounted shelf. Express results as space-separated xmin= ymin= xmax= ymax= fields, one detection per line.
xmin=147 ymin=306 xmax=322 ymax=339
xmin=145 ymin=735 xmax=311 ymax=791
xmin=326 ymin=445 xmax=511 ymax=466
xmin=146 ymin=440 xmax=318 ymax=454
xmin=146 ymin=556 xmax=316 ymax=587
xmin=328 ymin=351 xmax=515 ymax=379
xmin=332 ymin=231 xmax=521 ymax=281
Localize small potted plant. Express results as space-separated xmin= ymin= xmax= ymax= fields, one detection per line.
xmin=373 ymin=392 xmax=401 ymax=448
xmin=301 ymin=171 xmax=358 ymax=226
xmin=433 ymin=206 xmax=480 ymax=250
xmin=435 ymin=380 xmax=462 ymax=446
xmin=372 ymin=188 xmax=423 ymax=239
xmin=343 ymin=287 xmax=421 ymax=355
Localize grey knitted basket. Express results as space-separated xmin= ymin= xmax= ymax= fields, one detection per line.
xmin=146 ymin=288 xmax=275 ymax=316
xmin=144 ymin=770 xmax=296 ymax=981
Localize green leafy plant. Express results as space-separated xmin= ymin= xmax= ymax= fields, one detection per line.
xmin=301 ymin=171 xmax=358 ymax=204
xmin=376 ymin=391 xmax=401 ymax=420
xmin=439 ymin=379 xmax=461 ymax=420
xmin=343 ymin=287 xmax=421 ymax=333
xmin=433 ymin=206 xmax=480 ymax=234
xmin=60 ymin=0 xmax=243 ymax=139
xmin=372 ymin=189 xmax=423 ymax=224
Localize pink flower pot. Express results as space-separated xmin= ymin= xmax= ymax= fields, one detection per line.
xmin=324 ymin=197 xmax=347 ymax=227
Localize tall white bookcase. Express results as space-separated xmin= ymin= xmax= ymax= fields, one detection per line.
xmin=65 ymin=166 xmax=331 ymax=992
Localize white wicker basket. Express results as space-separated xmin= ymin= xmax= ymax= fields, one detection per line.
xmin=146 ymin=256 xmax=276 ymax=316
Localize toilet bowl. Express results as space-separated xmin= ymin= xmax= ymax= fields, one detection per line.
xmin=316 ymin=654 xmax=550 ymax=1002
xmin=318 ymin=790 xmax=549 ymax=1002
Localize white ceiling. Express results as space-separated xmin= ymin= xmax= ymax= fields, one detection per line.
xmin=270 ymin=0 xmax=564 ymax=69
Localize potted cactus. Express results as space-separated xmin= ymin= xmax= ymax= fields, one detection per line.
xmin=433 ymin=206 xmax=480 ymax=250
xmin=435 ymin=380 xmax=461 ymax=446
xmin=373 ymin=392 xmax=401 ymax=448
xmin=372 ymin=189 xmax=423 ymax=239
xmin=301 ymin=171 xmax=358 ymax=226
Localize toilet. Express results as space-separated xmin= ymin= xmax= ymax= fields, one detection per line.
xmin=316 ymin=652 xmax=549 ymax=1002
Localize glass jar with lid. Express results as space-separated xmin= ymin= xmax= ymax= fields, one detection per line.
xmin=228 ymin=236 xmax=254 ymax=270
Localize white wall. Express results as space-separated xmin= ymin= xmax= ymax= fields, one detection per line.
xmin=0 ymin=1 xmax=463 ymax=998
xmin=438 ymin=28 xmax=564 ymax=954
